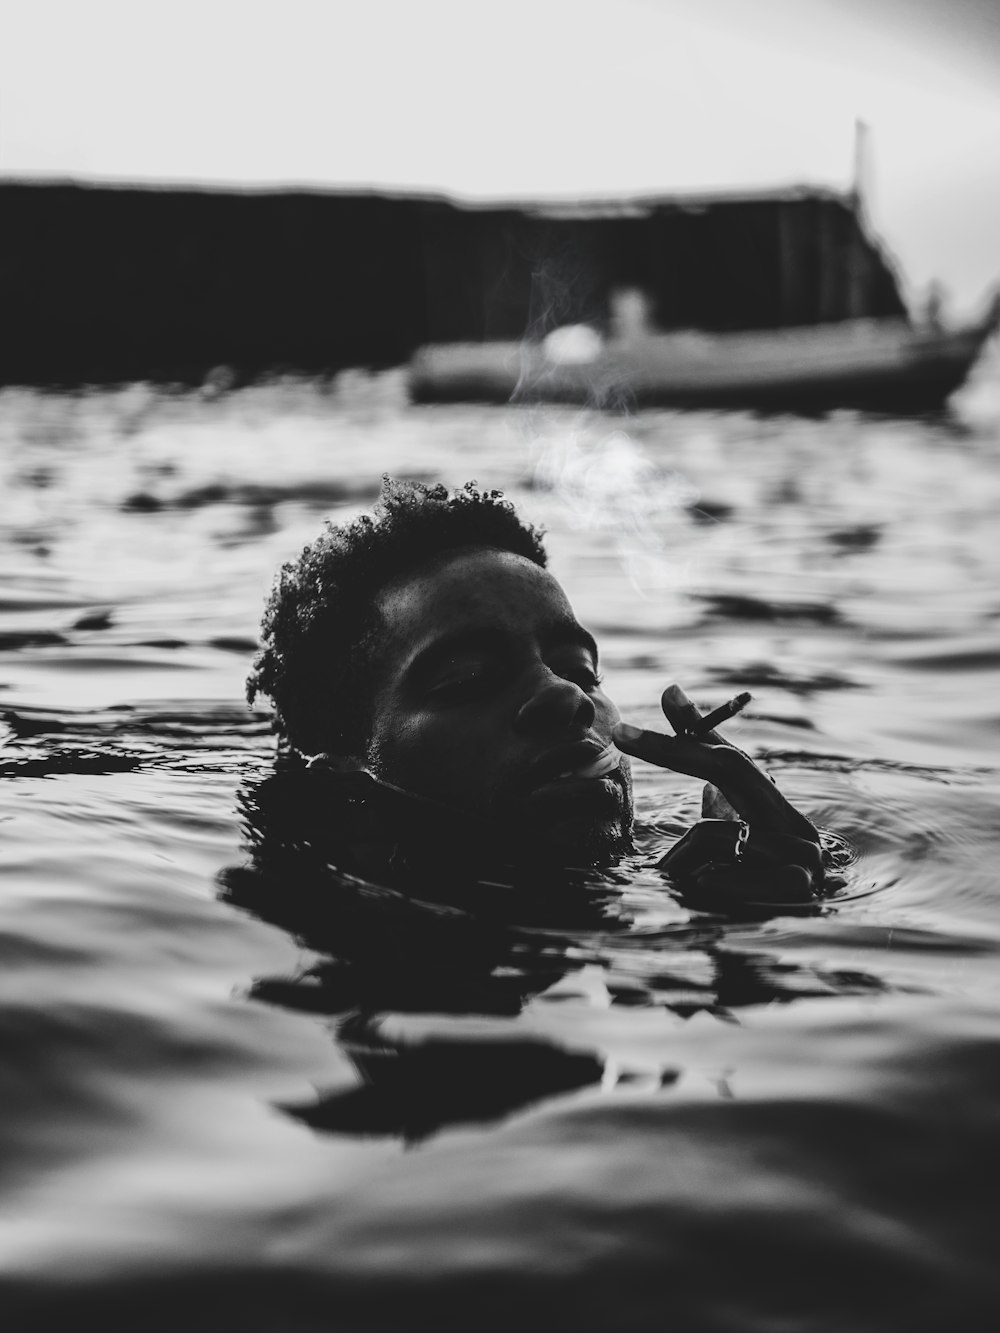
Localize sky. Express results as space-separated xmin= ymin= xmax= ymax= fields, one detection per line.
xmin=2 ymin=0 xmax=999 ymax=311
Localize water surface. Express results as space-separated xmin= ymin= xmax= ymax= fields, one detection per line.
xmin=2 ymin=359 xmax=1000 ymax=1329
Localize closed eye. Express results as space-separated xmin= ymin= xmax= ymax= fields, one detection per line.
xmin=573 ymin=668 xmax=604 ymax=691
xmin=429 ymin=674 xmax=485 ymax=699
xmin=426 ymin=659 xmax=499 ymax=702
xmin=550 ymin=657 xmax=603 ymax=691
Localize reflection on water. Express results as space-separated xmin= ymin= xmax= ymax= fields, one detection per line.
xmin=2 ymin=363 xmax=1000 ymax=1328
xmin=218 ymin=767 xmax=873 ymax=1141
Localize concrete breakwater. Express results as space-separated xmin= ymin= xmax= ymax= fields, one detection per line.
xmin=0 ymin=181 xmax=907 ymax=384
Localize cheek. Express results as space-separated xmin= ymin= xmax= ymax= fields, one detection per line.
xmin=368 ymin=714 xmax=491 ymax=797
xmin=595 ymin=690 xmax=621 ymax=729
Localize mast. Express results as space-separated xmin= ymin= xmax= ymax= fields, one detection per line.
xmin=847 ymin=119 xmax=871 ymax=318
xmin=851 ymin=118 xmax=870 ymax=212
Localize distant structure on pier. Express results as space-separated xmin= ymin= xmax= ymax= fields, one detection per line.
xmin=0 ymin=180 xmax=905 ymax=380
xmin=2 ymin=180 xmax=994 ymax=408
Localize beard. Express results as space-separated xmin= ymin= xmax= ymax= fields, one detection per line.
xmin=365 ymin=741 xmax=635 ymax=871
xmin=491 ymin=765 xmax=635 ymax=868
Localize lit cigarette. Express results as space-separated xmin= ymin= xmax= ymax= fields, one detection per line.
xmin=685 ymin=691 xmax=752 ymax=736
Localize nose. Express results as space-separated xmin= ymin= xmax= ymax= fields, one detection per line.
xmin=514 ymin=666 xmax=596 ymax=737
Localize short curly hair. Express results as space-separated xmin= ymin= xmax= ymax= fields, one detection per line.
xmin=247 ymin=477 xmax=547 ymax=757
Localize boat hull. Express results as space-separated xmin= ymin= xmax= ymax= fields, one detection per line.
xmin=410 ymin=313 xmax=998 ymax=413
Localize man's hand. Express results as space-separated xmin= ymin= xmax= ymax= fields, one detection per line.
xmin=613 ymin=684 xmax=823 ymax=904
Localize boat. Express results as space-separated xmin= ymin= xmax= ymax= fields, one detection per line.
xmin=405 ymin=142 xmax=999 ymax=413
xmin=409 ymin=296 xmax=1000 ymax=413
xmin=3 ymin=173 xmax=994 ymax=405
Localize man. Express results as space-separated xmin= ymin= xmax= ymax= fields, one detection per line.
xmin=248 ymin=478 xmax=824 ymax=904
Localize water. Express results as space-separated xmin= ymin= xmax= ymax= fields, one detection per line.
xmin=2 ymin=358 xmax=1000 ymax=1329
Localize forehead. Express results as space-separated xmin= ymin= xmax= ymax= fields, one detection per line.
xmin=375 ymin=547 xmax=581 ymax=657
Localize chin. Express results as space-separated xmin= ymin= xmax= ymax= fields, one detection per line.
xmin=522 ymin=783 xmax=635 ymax=867
xmin=535 ymin=815 xmax=633 ymax=867
xmin=497 ymin=766 xmax=635 ymax=867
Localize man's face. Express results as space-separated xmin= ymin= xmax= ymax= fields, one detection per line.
xmin=361 ymin=547 xmax=633 ymax=863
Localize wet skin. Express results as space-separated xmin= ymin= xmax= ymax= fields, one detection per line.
xmin=339 ymin=545 xmax=821 ymax=897
xmin=360 ymin=547 xmax=633 ymax=863
xmin=616 ymin=684 xmax=824 ymax=903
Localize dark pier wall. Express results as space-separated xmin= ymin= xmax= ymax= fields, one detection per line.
xmin=0 ymin=182 xmax=908 ymax=384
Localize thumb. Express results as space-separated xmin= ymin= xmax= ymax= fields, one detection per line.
xmin=702 ymin=782 xmax=741 ymax=820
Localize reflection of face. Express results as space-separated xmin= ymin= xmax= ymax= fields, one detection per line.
xmin=363 ymin=547 xmax=633 ymax=863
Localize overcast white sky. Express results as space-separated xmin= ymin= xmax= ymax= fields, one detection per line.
xmin=2 ymin=0 xmax=998 ymax=310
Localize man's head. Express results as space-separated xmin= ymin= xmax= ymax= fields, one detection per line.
xmin=249 ymin=479 xmax=632 ymax=862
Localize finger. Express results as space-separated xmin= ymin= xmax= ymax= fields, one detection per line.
xmin=656 ymin=820 xmax=744 ymax=876
xmin=614 ymin=721 xmax=820 ymax=845
xmin=691 ymin=865 xmax=755 ymax=894
xmin=757 ymin=864 xmax=816 ymax=902
xmin=613 ymin=721 xmax=679 ymax=763
xmin=613 ymin=721 xmax=707 ymax=778
xmin=614 ymin=720 xmax=753 ymax=788
xmin=694 ymin=862 xmax=815 ymax=905
xmin=660 ymin=683 xmax=708 ymax=737
xmin=744 ymin=831 xmax=824 ymax=878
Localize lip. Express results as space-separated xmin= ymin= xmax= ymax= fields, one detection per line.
xmin=516 ymin=741 xmax=622 ymax=795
